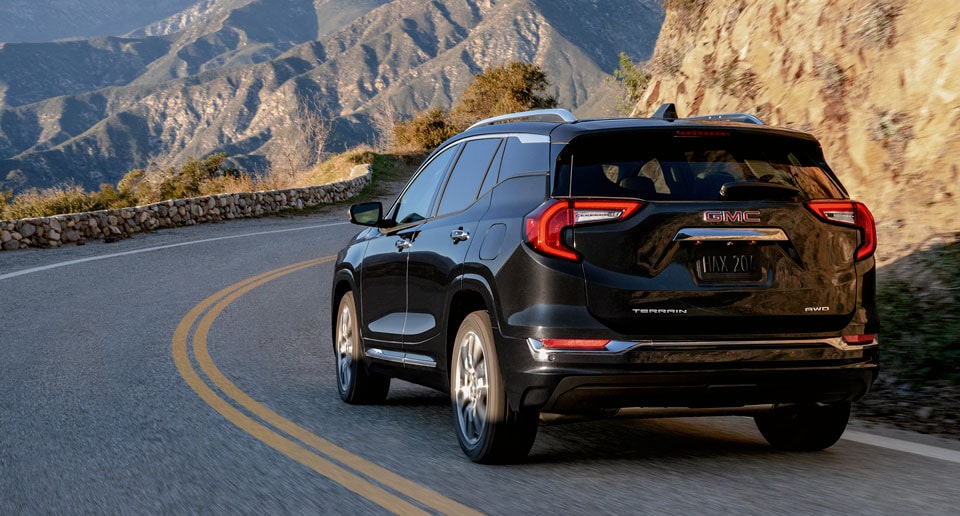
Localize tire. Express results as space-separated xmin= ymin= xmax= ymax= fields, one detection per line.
xmin=451 ymin=311 xmax=538 ymax=463
xmin=335 ymin=291 xmax=390 ymax=404
xmin=754 ymin=402 xmax=851 ymax=451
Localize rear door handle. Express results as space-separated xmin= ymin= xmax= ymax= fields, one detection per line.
xmin=395 ymin=239 xmax=412 ymax=250
xmin=450 ymin=229 xmax=470 ymax=242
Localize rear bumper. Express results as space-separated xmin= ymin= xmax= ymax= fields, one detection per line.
xmin=495 ymin=335 xmax=879 ymax=413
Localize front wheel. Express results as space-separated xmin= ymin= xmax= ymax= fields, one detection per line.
xmin=754 ymin=402 xmax=851 ymax=451
xmin=451 ymin=311 xmax=538 ymax=463
xmin=335 ymin=291 xmax=390 ymax=404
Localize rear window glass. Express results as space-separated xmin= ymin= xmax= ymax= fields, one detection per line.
xmin=554 ymin=131 xmax=844 ymax=201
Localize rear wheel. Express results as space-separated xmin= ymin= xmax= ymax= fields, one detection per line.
xmin=451 ymin=311 xmax=538 ymax=463
xmin=754 ymin=402 xmax=851 ymax=451
xmin=335 ymin=291 xmax=390 ymax=404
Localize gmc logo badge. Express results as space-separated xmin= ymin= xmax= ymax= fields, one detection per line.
xmin=703 ymin=210 xmax=761 ymax=223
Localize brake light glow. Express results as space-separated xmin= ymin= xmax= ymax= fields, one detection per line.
xmin=842 ymin=334 xmax=877 ymax=345
xmin=541 ymin=339 xmax=612 ymax=350
xmin=524 ymin=200 xmax=644 ymax=261
xmin=675 ymin=129 xmax=731 ymax=137
xmin=806 ymin=200 xmax=877 ymax=261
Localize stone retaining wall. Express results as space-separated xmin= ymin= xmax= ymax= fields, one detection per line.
xmin=0 ymin=167 xmax=371 ymax=251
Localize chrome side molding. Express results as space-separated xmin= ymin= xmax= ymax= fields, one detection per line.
xmin=366 ymin=348 xmax=437 ymax=368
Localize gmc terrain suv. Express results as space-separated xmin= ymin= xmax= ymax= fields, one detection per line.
xmin=331 ymin=104 xmax=879 ymax=463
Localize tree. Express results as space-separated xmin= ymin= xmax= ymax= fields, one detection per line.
xmin=392 ymin=61 xmax=558 ymax=151
xmin=452 ymin=61 xmax=557 ymax=123
xmin=271 ymin=92 xmax=332 ymax=183
xmin=392 ymin=108 xmax=461 ymax=152
xmin=610 ymin=52 xmax=651 ymax=115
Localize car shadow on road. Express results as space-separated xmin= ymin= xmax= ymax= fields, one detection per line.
xmin=525 ymin=416 xmax=776 ymax=464
xmin=378 ymin=384 xmax=788 ymax=464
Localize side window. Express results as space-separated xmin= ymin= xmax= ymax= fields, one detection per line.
xmin=393 ymin=145 xmax=458 ymax=225
xmin=498 ymin=137 xmax=549 ymax=182
xmin=437 ymin=138 xmax=502 ymax=216
xmin=477 ymin=140 xmax=505 ymax=199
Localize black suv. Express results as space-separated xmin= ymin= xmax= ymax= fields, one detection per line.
xmin=331 ymin=104 xmax=878 ymax=463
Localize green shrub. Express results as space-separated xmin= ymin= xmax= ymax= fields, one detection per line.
xmin=611 ymin=52 xmax=652 ymax=115
xmin=92 ymin=183 xmax=134 ymax=210
xmin=879 ymin=238 xmax=960 ymax=383
xmin=392 ymin=108 xmax=460 ymax=152
xmin=345 ymin=149 xmax=377 ymax=165
xmin=158 ymin=153 xmax=236 ymax=201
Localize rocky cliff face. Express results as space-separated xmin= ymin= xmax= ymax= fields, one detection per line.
xmin=637 ymin=0 xmax=960 ymax=263
xmin=0 ymin=0 xmax=663 ymax=194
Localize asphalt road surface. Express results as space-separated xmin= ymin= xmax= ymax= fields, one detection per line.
xmin=2 ymin=201 xmax=959 ymax=515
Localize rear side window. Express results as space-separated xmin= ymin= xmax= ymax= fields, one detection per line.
xmin=498 ymin=137 xmax=549 ymax=182
xmin=436 ymin=138 xmax=502 ymax=216
xmin=554 ymin=131 xmax=844 ymax=201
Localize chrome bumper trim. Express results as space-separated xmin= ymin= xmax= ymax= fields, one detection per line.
xmin=673 ymin=227 xmax=789 ymax=242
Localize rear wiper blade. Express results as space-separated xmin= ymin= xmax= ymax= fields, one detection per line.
xmin=720 ymin=182 xmax=801 ymax=201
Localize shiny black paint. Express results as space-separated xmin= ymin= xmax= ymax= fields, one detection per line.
xmin=332 ymin=117 xmax=879 ymax=413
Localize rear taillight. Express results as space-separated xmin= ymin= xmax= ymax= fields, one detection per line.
xmin=843 ymin=334 xmax=877 ymax=345
xmin=524 ymin=200 xmax=644 ymax=261
xmin=806 ymin=200 xmax=877 ymax=261
xmin=541 ymin=339 xmax=612 ymax=350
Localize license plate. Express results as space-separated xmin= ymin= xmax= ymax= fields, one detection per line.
xmin=695 ymin=250 xmax=762 ymax=282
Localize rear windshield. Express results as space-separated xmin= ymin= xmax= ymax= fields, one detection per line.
xmin=553 ymin=131 xmax=845 ymax=201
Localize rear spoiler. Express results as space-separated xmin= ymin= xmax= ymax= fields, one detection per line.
xmin=651 ymin=103 xmax=765 ymax=125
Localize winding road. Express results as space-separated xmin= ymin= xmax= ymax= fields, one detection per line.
xmin=2 ymin=200 xmax=959 ymax=514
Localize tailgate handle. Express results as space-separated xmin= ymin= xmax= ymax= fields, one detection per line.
xmin=673 ymin=228 xmax=788 ymax=242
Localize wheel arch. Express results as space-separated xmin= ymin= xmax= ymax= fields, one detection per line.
xmin=446 ymin=274 xmax=498 ymax=377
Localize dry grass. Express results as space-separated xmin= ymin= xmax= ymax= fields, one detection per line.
xmin=1 ymin=184 xmax=104 ymax=219
xmin=300 ymin=146 xmax=377 ymax=187
xmin=1 ymin=146 xmax=382 ymax=220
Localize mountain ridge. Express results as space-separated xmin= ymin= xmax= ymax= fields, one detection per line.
xmin=0 ymin=0 xmax=664 ymax=193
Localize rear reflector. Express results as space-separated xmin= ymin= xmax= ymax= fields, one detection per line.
xmin=842 ymin=334 xmax=877 ymax=345
xmin=806 ymin=200 xmax=877 ymax=261
xmin=541 ymin=339 xmax=612 ymax=350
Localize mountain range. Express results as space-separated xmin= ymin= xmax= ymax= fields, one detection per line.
xmin=0 ymin=0 xmax=664 ymax=193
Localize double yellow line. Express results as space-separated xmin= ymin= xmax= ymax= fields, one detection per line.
xmin=172 ymin=257 xmax=481 ymax=515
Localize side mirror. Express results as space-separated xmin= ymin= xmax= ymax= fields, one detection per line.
xmin=349 ymin=202 xmax=383 ymax=227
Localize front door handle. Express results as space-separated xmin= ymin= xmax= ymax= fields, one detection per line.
xmin=450 ymin=229 xmax=470 ymax=242
xmin=395 ymin=239 xmax=412 ymax=250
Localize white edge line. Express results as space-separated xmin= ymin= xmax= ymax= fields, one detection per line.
xmin=0 ymin=222 xmax=349 ymax=282
xmin=842 ymin=430 xmax=960 ymax=464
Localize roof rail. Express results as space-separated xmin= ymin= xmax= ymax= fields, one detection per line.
xmin=467 ymin=108 xmax=578 ymax=130
xmin=687 ymin=113 xmax=765 ymax=125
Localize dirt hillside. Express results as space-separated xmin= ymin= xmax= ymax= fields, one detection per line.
xmin=636 ymin=0 xmax=960 ymax=266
